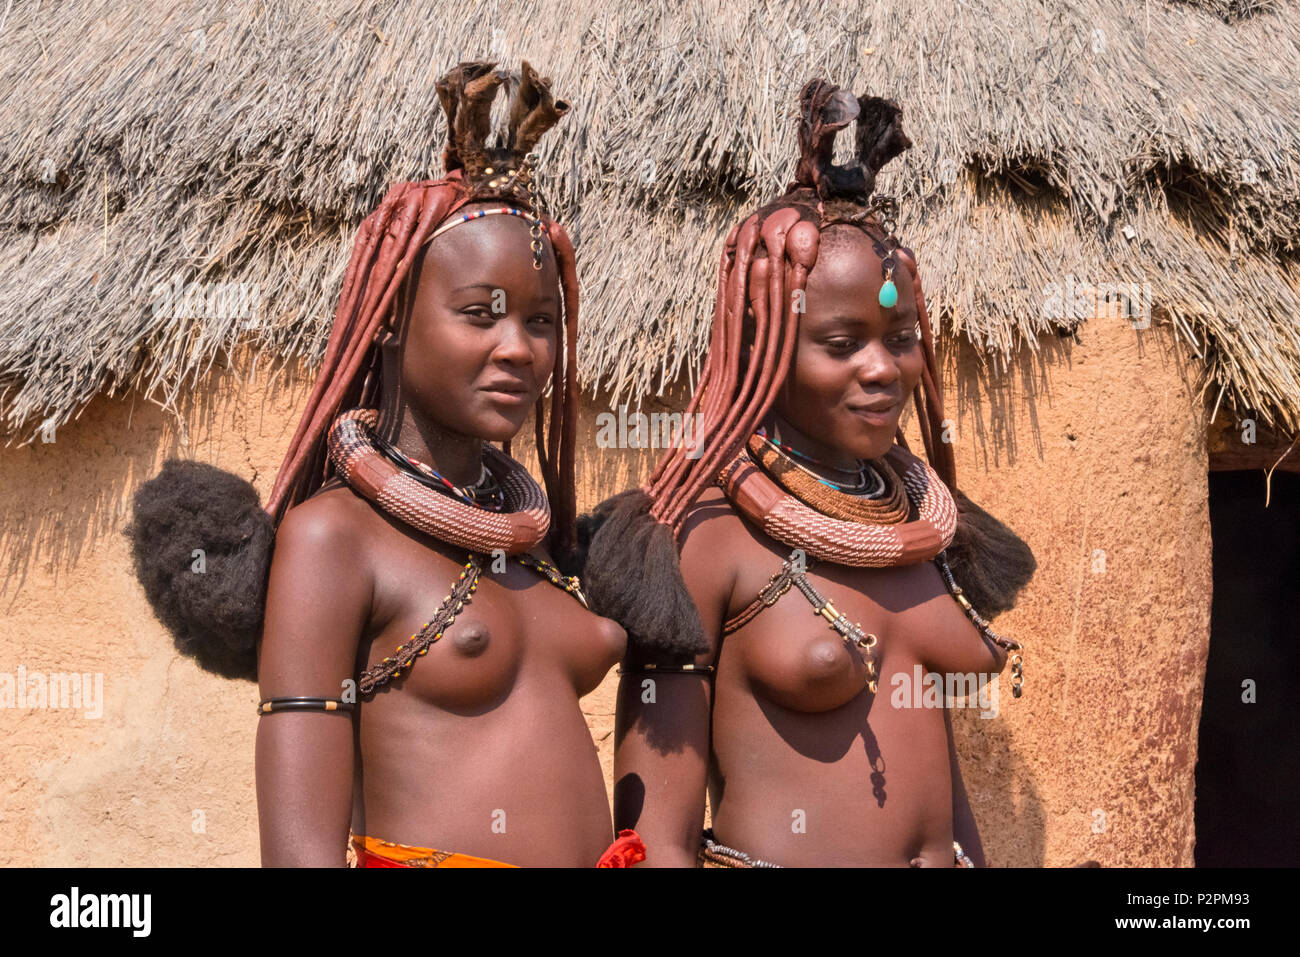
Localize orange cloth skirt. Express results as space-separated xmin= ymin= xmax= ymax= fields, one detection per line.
xmin=350 ymin=829 xmax=645 ymax=868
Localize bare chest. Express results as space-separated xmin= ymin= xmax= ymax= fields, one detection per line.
xmin=722 ymin=552 xmax=983 ymax=713
xmin=361 ymin=539 xmax=625 ymax=710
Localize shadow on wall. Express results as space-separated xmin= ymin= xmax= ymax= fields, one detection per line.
xmin=954 ymin=707 xmax=1047 ymax=866
xmin=944 ymin=316 xmax=1202 ymax=476
xmin=0 ymin=348 xmax=314 ymax=608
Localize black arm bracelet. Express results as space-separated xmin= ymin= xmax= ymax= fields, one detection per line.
xmin=616 ymin=663 xmax=716 ymax=676
xmin=257 ymin=697 xmax=355 ymax=715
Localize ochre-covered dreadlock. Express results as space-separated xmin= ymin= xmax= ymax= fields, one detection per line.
xmin=268 ymin=60 xmax=579 ymax=556
xmin=128 ymin=60 xmax=581 ymax=681
xmin=581 ymin=78 xmax=1033 ymax=659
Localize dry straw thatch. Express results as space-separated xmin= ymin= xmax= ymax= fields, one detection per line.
xmin=2 ymin=0 xmax=1298 ymax=444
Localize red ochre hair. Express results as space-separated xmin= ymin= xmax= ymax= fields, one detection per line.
xmin=127 ymin=61 xmax=581 ymax=682
xmin=263 ymin=168 xmax=581 ymax=562
xmin=268 ymin=61 xmax=580 ymax=562
xmin=580 ymin=79 xmax=1033 ymax=659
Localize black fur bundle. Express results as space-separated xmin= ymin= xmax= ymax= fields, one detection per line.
xmin=124 ymin=459 xmax=274 ymax=681
xmin=578 ymin=489 xmax=709 ymax=660
xmin=946 ymin=489 xmax=1036 ymax=618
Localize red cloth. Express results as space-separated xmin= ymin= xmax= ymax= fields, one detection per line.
xmin=351 ymin=830 xmax=646 ymax=868
xmin=596 ymin=829 xmax=647 ymax=868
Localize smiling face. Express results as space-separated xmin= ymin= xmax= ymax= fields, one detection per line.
xmin=394 ymin=201 xmax=561 ymax=444
xmin=771 ymin=224 xmax=924 ymax=465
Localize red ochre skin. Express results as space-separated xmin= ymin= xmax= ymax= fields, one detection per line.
xmin=257 ymin=203 xmax=627 ymax=867
xmin=614 ymin=228 xmax=1008 ymax=867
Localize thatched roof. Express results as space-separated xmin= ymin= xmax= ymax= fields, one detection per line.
xmin=3 ymin=0 xmax=1299 ymax=444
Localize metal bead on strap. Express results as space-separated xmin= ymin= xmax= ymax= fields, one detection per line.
xmin=768 ymin=550 xmax=880 ymax=693
xmin=482 ymin=151 xmax=547 ymax=270
xmin=700 ymin=830 xmax=782 ymax=868
xmin=617 ymin=663 xmax=716 ymax=677
xmin=357 ymin=551 xmax=593 ymax=696
xmin=529 ymin=218 xmax=545 ymax=271
xmin=515 ymin=553 xmax=588 ymax=607
xmin=422 ymin=202 xmax=548 ymax=270
xmin=934 ymin=550 xmax=1024 ymax=698
xmin=788 ymin=571 xmax=880 ymax=694
xmin=953 ymin=840 xmax=975 ymax=868
xmin=358 ymin=555 xmax=483 ymax=695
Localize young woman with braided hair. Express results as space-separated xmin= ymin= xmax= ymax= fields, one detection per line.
xmin=129 ymin=61 xmax=642 ymax=868
xmin=582 ymin=80 xmax=1035 ymax=867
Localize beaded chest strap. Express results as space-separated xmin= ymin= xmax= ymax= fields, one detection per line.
xmin=356 ymin=552 xmax=587 ymax=695
xmin=717 ymin=436 xmax=1024 ymax=697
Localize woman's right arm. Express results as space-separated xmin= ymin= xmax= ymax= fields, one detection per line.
xmin=612 ymin=506 xmax=735 ymax=867
xmin=254 ymin=500 xmax=372 ymax=867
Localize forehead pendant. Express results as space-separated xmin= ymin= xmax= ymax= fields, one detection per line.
xmin=878 ymin=256 xmax=898 ymax=309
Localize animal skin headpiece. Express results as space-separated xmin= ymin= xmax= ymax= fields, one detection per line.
xmin=435 ymin=59 xmax=570 ymax=209
xmin=791 ymin=78 xmax=912 ymax=222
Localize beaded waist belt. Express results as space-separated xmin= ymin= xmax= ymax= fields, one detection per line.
xmin=698 ymin=830 xmax=976 ymax=868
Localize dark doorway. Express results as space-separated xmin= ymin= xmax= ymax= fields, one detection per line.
xmin=1195 ymin=469 xmax=1300 ymax=865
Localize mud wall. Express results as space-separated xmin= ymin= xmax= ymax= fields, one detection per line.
xmin=0 ymin=317 xmax=1210 ymax=866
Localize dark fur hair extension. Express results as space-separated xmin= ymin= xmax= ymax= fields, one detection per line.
xmin=125 ymin=459 xmax=274 ymax=681
xmin=579 ymin=490 xmax=708 ymax=659
xmin=946 ymin=489 xmax=1037 ymax=618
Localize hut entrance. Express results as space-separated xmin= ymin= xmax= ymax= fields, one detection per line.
xmin=1195 ymin=423 xmax=1300 ymax=865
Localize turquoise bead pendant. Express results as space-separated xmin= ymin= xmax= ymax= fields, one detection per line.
xmin=878 ymin=277 xmax=898 ymax=309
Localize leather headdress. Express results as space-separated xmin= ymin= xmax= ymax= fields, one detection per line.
xmin=434 ymin=59 xmax=570 ymax=208
xmin=791 ymin=79 xmax=912 ymax=219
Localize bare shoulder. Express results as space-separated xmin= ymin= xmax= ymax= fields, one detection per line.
xmin=279 ymin=478 xmax=364 ymax=533
xmin=678 ymin=486 xmax=744 ymax=569
xmin=680 ymin=485 xmax=793 ymax=567
xmin=679 ymin=486 xmax=743 ymax=547
xmin=274 ymin=481 xmax=392 ymax=570
xmin=260 ymin=482 xmax=377 ymax=677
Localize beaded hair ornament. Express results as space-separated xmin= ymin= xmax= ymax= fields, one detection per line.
xmin=792 ymin=79 xmax=913 ymax=310
xmin=420 ymin=60 xmax=570 ymax=267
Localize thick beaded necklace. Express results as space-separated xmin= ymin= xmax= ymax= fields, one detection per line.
xmin=370 ymin=428 xmax=506 ymax=511
xmin=753 ymin=428 xmax=885 ymax=496
xmin=719 ymin=436 xmax=1024 ymax=697
xmin=935 ymin=551 xmax=1023 ymax=697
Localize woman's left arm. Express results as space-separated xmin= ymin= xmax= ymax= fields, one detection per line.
xmin=946 ymin=707 xmax=987 ymax=867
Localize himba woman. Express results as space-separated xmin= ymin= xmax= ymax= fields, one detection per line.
xmin=128 ymin=61 xmax=643 ymax=868
xmin=581 ymin=79 xmax=1035 ymax=867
